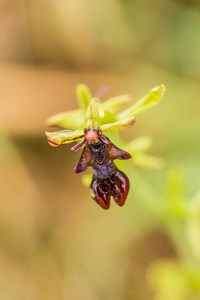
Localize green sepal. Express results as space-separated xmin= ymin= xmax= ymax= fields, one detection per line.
xmin=45 ymin=109 xmax=84 ymax=130
xmin=101 ymin=116 xmax=135 ymax=132
xmin=118 ymin=84 xmax=166 ymax=119
xmin=45 ymin=130 xmax=84 ymax=147
xmin=76 ymin=83 xmax=92 ymax=111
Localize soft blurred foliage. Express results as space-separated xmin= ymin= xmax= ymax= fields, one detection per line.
xmin=0 ymin=0 xmax=200 ymax=299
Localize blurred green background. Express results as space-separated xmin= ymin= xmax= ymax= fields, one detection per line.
xmin=0 ymin=1 xmax=200 ymax=299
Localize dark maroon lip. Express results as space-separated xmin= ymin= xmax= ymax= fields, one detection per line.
xmin=72 ymin=132 xmax=131 ymax=209
xmin=90 ymin=169 xmax=130 ymax=209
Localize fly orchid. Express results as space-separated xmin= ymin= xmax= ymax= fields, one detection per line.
xmin=45 ymin=84 xmax=165 ymax=209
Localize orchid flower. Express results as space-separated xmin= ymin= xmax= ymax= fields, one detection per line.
xmin=45 ymin=84 xmax=165 ymax=209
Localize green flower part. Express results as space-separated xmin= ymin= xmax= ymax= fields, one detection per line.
xmin=45 ymin=84 xmax=165 ymax=147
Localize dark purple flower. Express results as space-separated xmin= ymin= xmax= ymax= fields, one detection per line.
xmin=72 ymin=131 xmax=131 ymax=209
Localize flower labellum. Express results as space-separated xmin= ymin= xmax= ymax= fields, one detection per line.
xmin=73 ymin=131 xmax=131 ymax=209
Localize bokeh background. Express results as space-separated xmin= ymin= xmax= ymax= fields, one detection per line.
xmin=0 ymin=1 xmax=200 ymax=299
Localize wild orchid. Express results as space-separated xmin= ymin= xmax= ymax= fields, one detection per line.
xmin=45 ymin=84 xmax=165 ymax=209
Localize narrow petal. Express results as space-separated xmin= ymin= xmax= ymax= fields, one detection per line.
xmin=94 ymin=85 xmax=109 ymax=99
xmin=74 ymin=144 xmax=93 ymax=174
xmin=71 ymin=139 xmax=86 ymax=152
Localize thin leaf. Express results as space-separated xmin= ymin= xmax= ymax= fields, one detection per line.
xmin=118 ymin=84 xmax=166 ymax=119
